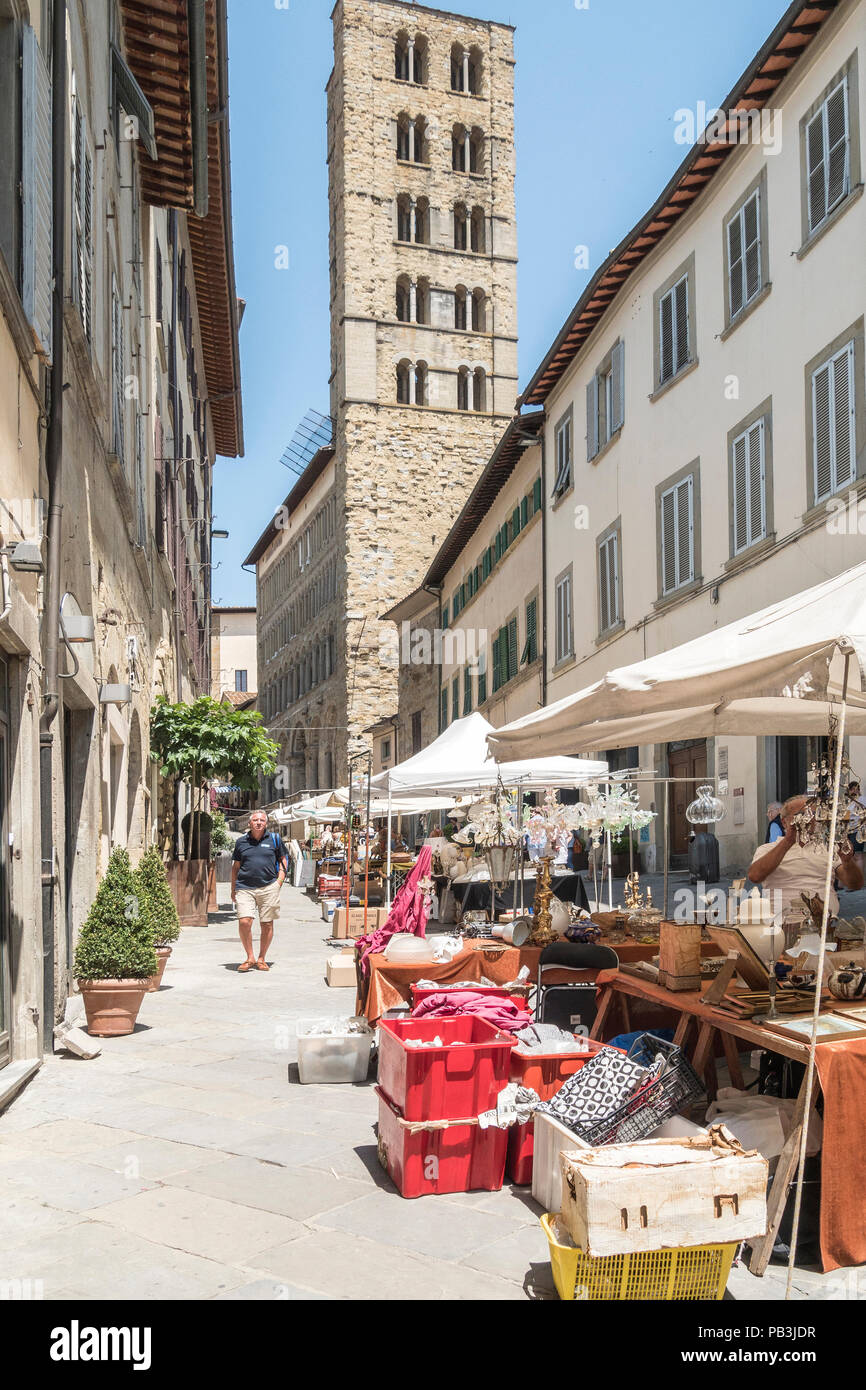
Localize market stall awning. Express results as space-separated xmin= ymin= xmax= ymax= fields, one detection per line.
xmin=487 ymin=562 xmax=866 ymax=760
xmin=371 ymin=712 xmax=607 ymax=797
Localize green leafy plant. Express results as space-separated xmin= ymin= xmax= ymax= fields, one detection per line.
xmin=74 ymin=847 xmax=159 ymax=981
xmin=150 ymin=697 xmax=279 ymax=857
xmin=611 ymin=829 xmax=640 ymax=854
xmin=209 ymin=809 xmax=234 ymax=859
xmin=134 ymin=847 xmax=181 ymax=948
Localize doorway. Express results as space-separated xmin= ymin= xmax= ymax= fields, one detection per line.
xmin=668 ymin=740 xmax=707 ymax=864
xmin=0 ymin=726 xmax=9 ymax=1069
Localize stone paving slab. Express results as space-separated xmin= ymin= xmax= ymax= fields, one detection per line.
xmin=0 ymin=883 xmax=857 ymax=1301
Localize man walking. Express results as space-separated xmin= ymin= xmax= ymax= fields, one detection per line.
xmin=231 ymin=810 xmax=289 ymax=972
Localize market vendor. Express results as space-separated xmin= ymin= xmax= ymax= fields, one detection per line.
xmin=747 ymin=794 xmax=864 ymax=916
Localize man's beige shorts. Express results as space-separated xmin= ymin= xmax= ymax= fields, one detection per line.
xmin=235 ymin=881 xmax=281 ymax=922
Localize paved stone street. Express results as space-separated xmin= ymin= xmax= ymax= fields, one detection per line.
xmin=0 ymin=884 xmax=860 ymax=1302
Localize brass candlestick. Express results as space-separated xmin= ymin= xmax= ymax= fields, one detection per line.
xmin=530 ymin=856 xmax=559 ymax=948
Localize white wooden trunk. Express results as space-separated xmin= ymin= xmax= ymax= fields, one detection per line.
xmin=560 ymin=1139 xmax=768 ymax=1257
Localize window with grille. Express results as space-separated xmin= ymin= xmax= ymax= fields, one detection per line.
xmin=658 ymin=273 xmax=690 ymax=386
xmin=731 ymin=420 xmax=766 ymax=555
xmin=727 ymin=188 xmax=762 ymax=320
xmin=553 ymin=412 xmax=572 ymax=496
xmin=555 ymin=573 xmax=573 ymax=662
xmin=812 ymin=341 xmax=856 ymax=503
xmin=598 ymin=532 xmax=620 ymax=635
xmin=659 ymin=475 xmax=695 ymax=595
xmin=806 ymin=78 xmax=850 ymax=235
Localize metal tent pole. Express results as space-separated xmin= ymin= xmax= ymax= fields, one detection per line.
xmin=663 ymin=780 xmax=671 ymax=919
xmin=386 ymin=783 xmax=393 ymax=910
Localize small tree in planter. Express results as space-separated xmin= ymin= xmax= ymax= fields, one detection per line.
xmin=74 ymin=847 xmax=159 ymax=1036
xmin=135 ymin=847 xmax=181 ymax=992
xmin=150 ymin=697 xmax=279 ymax=925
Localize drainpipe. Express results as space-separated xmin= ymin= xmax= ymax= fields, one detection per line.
xmin=169 ymin=211 xmax=184 ymax=858
xmin=39 ymin=0 xmax=68 ymax=1050
xmin=187 ymin=0 xmax=209 ymax=219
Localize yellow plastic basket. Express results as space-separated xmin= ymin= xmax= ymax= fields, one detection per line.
xmin=540 ymin=1214 xmax=737 ymax=1302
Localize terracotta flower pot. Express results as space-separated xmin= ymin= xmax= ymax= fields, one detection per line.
xmin=78 ymin=979 xmax=149 ymax=1037
xmin=146 ymin=945 xmax=173 ymax=994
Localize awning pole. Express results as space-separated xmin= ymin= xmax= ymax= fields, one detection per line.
xmin=785 ymin=651 xmax=851 ymax=1300
xmin=663 ymin=780 xmax=670 ymax=919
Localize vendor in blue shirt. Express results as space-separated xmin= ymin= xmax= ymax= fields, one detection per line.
xmin=231 ymin=810 xmax=289 ymax=973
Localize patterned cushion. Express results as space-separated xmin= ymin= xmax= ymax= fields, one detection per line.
xmin=537 ymin=1046 xmax=654 ymax=1130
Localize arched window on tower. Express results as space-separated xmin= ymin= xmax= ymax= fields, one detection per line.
xmin=415 ymin=196 xmax=430 ymax=244
xmin=455 ymin=285 xmax=469 ymax=331
xmin=396 ymin=360 xmax=412 ymax=404
xmin=470 ymin=206 xmax=486 ymax=253
xmin=416 ymin=278 xmax=430 ymax=326
xmin=397 ymin=113 xmax=426 ymax=164
xmin=415 ymin=361 xmax=428 ymax=406
xmin=473 ymin=367 xmax=487 ymax=412
xmin=457 ymin=366 xmax=471 ymax=411
xmin=396 ymin=195 xmax=412 ymax=243
xmin=396 ymin=276 xmax=411 ymax=323
xmin=453 ymin=202 xmax=468 ymax=250
xmin=395 ymin=33 xmax=410 ymax=81
xmin=472 ymin=288 xmax=487 ymax=332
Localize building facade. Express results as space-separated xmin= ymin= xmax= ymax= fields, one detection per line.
xmin=522 ymin=0 xmax=866 ymax=871
xmin=211 ymin=607 xmax=257 ymax=701
xmin=0 ymin=0 xmax=242 ymax=1081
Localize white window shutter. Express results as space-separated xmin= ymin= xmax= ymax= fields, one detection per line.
xmin=812 ymin=361 xmax=833 ymax=501
xmin=674 ymin=277 xmax=689 ymax=371
xmin=610 ymin=341 xmax=625 ymax=434
xmin=586 ymin=377 xmax=599 ymax=460
xmin=21 ymin=27 xmax=53 ymax=362
xmin=825 ymin=82 xmax=849 ymax=215
xmin=677 ymin=476 xmax=694 ymax=586
xmin=610 ymin=534 xmax=620 ymax=625
xmin=661 ymin=487 xmax=677 ymax=593
xmin=659 ymin=291 xmax=674 ymax=383
xmin=748 ymin=422 xmax=765 ymax=544
xmin=806 ymin=108 xmax=827 ymax=232
xmin=598 ymin=543 xmax=609 ymax=633
xmin=833 ymin=342 xmax=855 ymax=491
xmin=732 ymin=433 xmax=748 ymax=553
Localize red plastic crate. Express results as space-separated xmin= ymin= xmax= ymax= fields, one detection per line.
xmin=509 ymin=1038 xmax=612 ymax=1101
xmin=377 ymin=1015 xmax=515 ymax=1122
xmin=376 ymin=1087 xmax=508 ymax=1198
xmin=506 ymin=1041 xmax=623 ymax=1187
xmin=506 ymin=1120 xmax=535 ymax=1186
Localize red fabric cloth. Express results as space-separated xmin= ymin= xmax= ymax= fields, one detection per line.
xmin=814 ymin=1037 xmax=866 ymax=1272
xmin=357 ymin=847 xmax=432 ymax=976
xmin=411 ymin=990 xmax=532 ymax=1033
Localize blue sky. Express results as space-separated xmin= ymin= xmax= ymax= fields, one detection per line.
xmin=213 ymin=0 xmax=786 ymax=607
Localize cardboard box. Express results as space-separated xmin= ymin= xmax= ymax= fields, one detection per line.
xmin=333 ymin=906 xmax=389 ymax=940
xmin=326 ymin=954 xmax=358 ymax=988
xmin=560 ymin=1133 xmax=768 ymax=1257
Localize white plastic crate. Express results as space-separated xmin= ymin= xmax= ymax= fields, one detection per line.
xmin=296 ymin=1017 xmax=373 ymax=1085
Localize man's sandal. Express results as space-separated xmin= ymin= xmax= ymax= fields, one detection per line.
xmin=256 ymin=960 xmax=270 ymax=971
xmin=238 ymin=961 xmax=255 ymax=973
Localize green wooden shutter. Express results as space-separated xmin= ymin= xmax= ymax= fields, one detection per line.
xmin=463 ymin=666 xmax=472 ymax=715
xmin=452 ymin=675 xmax=460 ymax=722
xmin=440 ymin=688 xmax=448 ymax=731
xmin=477 ymin=650 xmax=487 ymax=704
xmin=512 ymin=506 xmax=521 ymax=539
xmin=492 ymin=633 xmax=501 ymax=692
xmin=522 ymin=597 xmax=537 ymax=664
xmin=520 ymin=496 xmax=528 ymax=528
xmin=442 ymin=601 xmax=450 ymax=629
xmin=507 ymin=617 xmax=518 ymax=681
xmin=533 ymin=478 xmax=542 ymax=512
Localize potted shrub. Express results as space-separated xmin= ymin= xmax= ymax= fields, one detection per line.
xmin=74 ymin=847 xmax=159 ymax=1036
xmin=150 ymin=697 xmax=279 ymax=926
xmin=135 ymin=847 xmax=181 ymax=992
xmin=611 ymin=829 xmax=642 ymax=878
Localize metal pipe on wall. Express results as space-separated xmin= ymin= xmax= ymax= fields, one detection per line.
xmin=39 ymin=0 xmax=68 ymax=1048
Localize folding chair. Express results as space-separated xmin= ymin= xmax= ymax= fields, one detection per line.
xmin=534 ymin=942 xmax=619 ymax=1034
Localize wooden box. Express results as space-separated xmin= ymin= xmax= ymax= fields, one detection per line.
xmin=559 ymin=1136 xmax=768 ymax=1258
xmin=333 ymin=907 xmax=389 ymax=940
xmin=658 ymin=920 xmax=702 ymax=992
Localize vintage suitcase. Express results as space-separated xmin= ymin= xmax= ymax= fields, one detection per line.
xmin=559 ymin=1126 xmax=768 ymax=1258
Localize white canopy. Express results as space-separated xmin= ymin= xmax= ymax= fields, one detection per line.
xmin=487 ymin=563 xmax=866 ymax=759
xmin=371 ymin=711 xmax=607 ymax=797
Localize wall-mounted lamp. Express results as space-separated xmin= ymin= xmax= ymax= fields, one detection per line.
xmin=60 ymin=615 xmax=95 ymax=644
xmin=6 ymin=542 xmax=44 ymax=573
xmin=212 ymin=529 xmax=230 ymax=541
xmin=99 ymin=684 xmax=132 ymax=705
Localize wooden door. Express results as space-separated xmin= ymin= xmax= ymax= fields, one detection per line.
xmin=669 ymin=742 xmax=707 ymax=861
